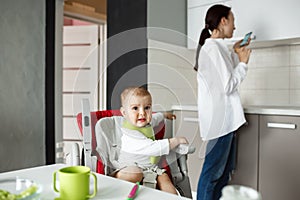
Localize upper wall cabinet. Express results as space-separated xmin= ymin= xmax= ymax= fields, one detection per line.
xmin=187 ymin=0 xmax=300 ymax=49
xmin=187 ymin=1 xmax=232 ymax=49
xmin=232 ymin=0 xmax=300 ymax=42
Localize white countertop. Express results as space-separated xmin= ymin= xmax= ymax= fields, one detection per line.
xmin=243 ymin=105 xmax=300 ymax=116
xmin=172 ymin=105 xmax=198 ymax=111
xmin=172 ymin=105 xmax=300 ymax=116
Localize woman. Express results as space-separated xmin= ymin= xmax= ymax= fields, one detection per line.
xmin=195 ymin=4 xmax=251 ymax=200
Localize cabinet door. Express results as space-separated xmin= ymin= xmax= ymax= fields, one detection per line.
xmin=187 ymin=5 xmax=209 ymax=49
xmin=229 ymin=114 xmax=259 ymax=190
xmin=232 ymin=0 xmax=300 ymax=41
xmin=259 ymin=115 xmax=300 ymax=200
xmin=173 ymin=110 xmax=203 ymax=192
xmin=187 ymin=1 xmax=232 ymax=49
xmin=188 ymin=0 xmax=223 ymax=8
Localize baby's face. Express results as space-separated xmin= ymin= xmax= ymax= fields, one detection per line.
xmin=122 ymin=95 xmax=152 ymax=127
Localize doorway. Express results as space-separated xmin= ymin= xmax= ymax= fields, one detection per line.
xmin=61 ymin=15 xmax=107 ymax=164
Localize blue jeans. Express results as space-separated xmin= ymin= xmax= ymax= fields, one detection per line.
xmin=197 ymin=132 xmax=236 ymax=200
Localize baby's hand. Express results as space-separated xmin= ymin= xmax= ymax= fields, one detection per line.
xmin=164 ymin=112 xmax=176 ymax=120
xmin=177 ymin=136 xmax=188 ymax=145
xmin=169 ymin=137 xmax=188 ymax=149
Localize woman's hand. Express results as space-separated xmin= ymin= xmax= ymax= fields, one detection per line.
xmin=235 ymin=46 xmax=252 ymax=64
xmin=234 ymin=39 xmax=252 ymax=64
xmin=234 ymin=37 xmax=251 ymax=49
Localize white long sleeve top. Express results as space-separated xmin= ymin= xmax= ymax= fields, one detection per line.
xmin=197 ymin=38 xmax=247 ymax=141
xmin=118 ymin=113 xmax=170 ymax=168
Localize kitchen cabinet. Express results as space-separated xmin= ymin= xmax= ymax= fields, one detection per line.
xmin=187 ymin=0 xmax=232 ymax=49
xmin=230 ymin=113 xmax=300 ymax=200
xmin=229 ymin=114 xmax=259 ymax=190
xmin=259 ymin=115 xmax=300 ymax=200
xmin=187 ymin=0 xmax=300 ymax=49
xmin=173 ymin=105 xmax=300 ymax=198
xmin=232 ymin=0 xmax=300 ymax=41
xmin=172 ymin=109 xmax=204 ymax=192
xmin=172 ymin=109 xmax=259 ymax=192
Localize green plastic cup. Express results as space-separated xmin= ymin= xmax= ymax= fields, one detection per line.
xmin=53 ymin=166 xmax=97 ymax=200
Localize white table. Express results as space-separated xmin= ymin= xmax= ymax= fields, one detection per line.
xmin=0 ymin=164 xmax=191 ymax=200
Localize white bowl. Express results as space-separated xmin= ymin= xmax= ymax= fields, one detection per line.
xmin=0 ymin=177 xmax=42 ymax=200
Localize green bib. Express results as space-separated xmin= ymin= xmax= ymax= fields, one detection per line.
xmin=123 ymin=120 xmax=160 ymax=164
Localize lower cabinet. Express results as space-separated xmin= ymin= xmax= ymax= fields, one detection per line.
xmin=173 ymin=109 xmax=300 ymax=199
xmin=229 ymin=114 xmax=259 ymax=190
xmin=230 ymin=114 xmax=300 ymax=200
xmin=173 ymin=110 xmax=204 ymax=192
xmin=259 ymin=115 xmax=300 ymax=200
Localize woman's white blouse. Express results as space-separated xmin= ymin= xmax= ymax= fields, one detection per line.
xmin=197 ymin=38 xmax=247 ymax=141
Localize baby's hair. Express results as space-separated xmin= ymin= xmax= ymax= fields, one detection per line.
xmin=121 ymin=86 xmax=152 ymax=106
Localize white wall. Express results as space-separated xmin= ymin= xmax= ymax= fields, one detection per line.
xmin=147 ymin=0 xmax=187 ymax=47
xmin=148 ymin=39 xmax=197 ymax=111
xmin=0 ymin=0 xmax=46 ymax=172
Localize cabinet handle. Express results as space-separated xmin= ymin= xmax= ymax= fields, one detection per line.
xmin=267 ymin=122 xmax=296 ymax=129
xmin=183 ymin=117 xmax=198 ymax=123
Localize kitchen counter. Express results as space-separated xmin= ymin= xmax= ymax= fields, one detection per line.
xmin=243 ymin=105 xmax=300 ymax=116
xmin=171 ymin=105 xmax=300 ymax=116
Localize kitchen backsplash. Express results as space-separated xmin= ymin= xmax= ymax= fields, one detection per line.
xmin=148 ymin=39 xmax=300 ymax=110
xmin=240 ymin=44 xmax=300 ymax=106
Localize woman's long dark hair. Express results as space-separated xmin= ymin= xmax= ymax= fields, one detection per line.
xmin=194 ymin=4 xmax=231 ymax=71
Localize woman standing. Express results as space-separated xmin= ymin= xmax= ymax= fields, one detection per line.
xmin=195 ymin=4 xmax=251 ymax=200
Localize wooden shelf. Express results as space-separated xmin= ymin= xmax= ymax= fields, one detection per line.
xmin=64 ymin=3 xmax=106 ymax=22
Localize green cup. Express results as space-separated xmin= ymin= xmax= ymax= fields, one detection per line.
xmin=53 ymin=166 xmax=97 ymax=200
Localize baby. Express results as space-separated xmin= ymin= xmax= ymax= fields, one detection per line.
xmin=115 ymin=86 xmax=188 ymax=194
